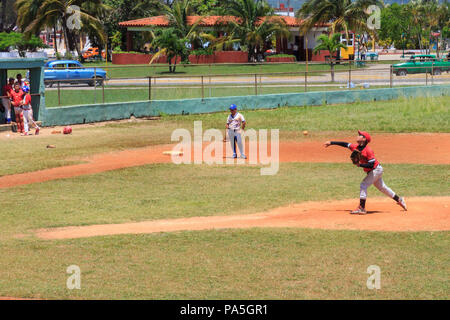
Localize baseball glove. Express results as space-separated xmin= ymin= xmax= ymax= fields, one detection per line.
xmin=350 ymin=150 xmax=361 ymax=165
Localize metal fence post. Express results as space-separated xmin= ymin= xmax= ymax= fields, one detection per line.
xmin=389 ymin=65 xmax=393 ymax=88
xmin=431 ymin=62 xmax=434 ymax=85
xmin=304 ymin=71 xmax=308 ymax=92
xmin=254 ymin=74 xmax=257 ymax=95
xmin=57 ymin=81 xmax=61 ymax=106
xmin=148 ymin=76 xmax=152 ymax=101
xmin=102 ymin=78 xmax=105 ymax=103
xmin=201 ymin=75 xmax=204 ymax=101
xmin=94 ymin=67 xmax=97 ymax=104
xmin=348 ymin=61 xmax=352 ymax=85
xmin=426 ymin=66 xmax=428 ymax=86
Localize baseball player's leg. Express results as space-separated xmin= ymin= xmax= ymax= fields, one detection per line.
xmin=352 ymin=171 xmax=375 ymax=214
xmin=23 ymin=110 xmax=30 ymax=133
xmin=373 ymin=165 xmax=407 ymax=211
xmin=235 ymin=132 xmax=246 ymax=159
xmin=228 ymin=129 xmax=237 ymax=157
xmin=2 ymin=98 xmax=11 ymax=123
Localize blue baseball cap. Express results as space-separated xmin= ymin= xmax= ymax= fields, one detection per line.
xmin=229 ymin=104 xmax=237 ymax=110
xmin=22 ymin=85 xmax=30 ymax=93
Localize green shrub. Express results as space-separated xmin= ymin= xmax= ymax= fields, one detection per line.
xmin=191 ymin=47 xmax=214 ymax=56
xmin=266 ymin=54 xmax=295 ymax=59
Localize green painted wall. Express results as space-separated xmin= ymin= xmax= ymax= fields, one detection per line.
xmin=42 ymin=85 xmax=450 ymax=126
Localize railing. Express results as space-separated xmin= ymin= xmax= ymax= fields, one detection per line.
xmin=41 ymin=62 xmax=450 ymax=107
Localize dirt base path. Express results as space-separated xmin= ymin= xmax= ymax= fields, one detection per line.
xmin=1 ymin=134 xmax=448 ymax=189
xmin=35 ymin=197 xmax=450 ymax=240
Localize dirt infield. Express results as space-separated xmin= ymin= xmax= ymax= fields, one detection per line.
xmin=0 ymin=133 xmax=448 ymax=189
xmin=35 ymin=197 xmax=450 ymax=240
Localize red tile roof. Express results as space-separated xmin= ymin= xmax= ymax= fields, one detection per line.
xmin=119 ymin=15 xmax=240 ymax=27
xmin=118 ymin=15 xmax=325 ymax=28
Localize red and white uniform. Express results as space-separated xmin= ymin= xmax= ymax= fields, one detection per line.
xmin=10 ymin=89 xmax=24 ymax=133
xmin=22 ymin=93 xmax=39 ymax=133
xmin=348 ymin=143 xmax=379 ymax=173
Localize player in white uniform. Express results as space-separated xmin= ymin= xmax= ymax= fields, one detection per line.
xmin=226 ymin=104 xmax=246 ymax=159
xmin=21 ymin=85 xmax=40 ymax=136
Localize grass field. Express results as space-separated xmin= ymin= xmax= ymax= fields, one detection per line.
xmin=0 ymin=94 xmax=448 ymax=299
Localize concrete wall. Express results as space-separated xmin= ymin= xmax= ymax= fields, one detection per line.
xmin=41 ymin=85 xmax=450 ymax=126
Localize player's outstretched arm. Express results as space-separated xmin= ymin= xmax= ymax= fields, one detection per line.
xmin=324 ymin=141 xmax=350 ymax=148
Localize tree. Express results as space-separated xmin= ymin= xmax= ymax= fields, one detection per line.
xmin=17 ymin=0 xmax=109 ymax=57
xmin=224 ymin=0 xmax=290 ymax=62
xmin=296 ymin=0 xmax=383 ymax=37
xmin=313 ymin=33 xmax=347 ymax=82
xmin=0 ymin=0 xmax=17 ymax=32
xmin=149 ymin=27 xmax=187 ymax=73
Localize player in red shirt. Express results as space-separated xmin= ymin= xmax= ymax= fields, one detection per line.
xmin=324 ymin=130 xmax=407 ymax=214
xmin=21 ymin=85 xmax=40 ymax=136
xmin=2 ymin=77 xmax=14 ymax=123
xmin=10 ymin=83 xmax=25 ymax=133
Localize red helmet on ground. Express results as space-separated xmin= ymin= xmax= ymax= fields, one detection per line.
xmin=63 ymin=126 xmax=72 ymax=134
xmin=358 ymin=130 xmax=371 ymax=143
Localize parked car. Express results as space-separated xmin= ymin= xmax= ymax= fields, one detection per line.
xmin=392 ymin=54 xmax=450 ymax=76
xmin=82 ymin=47 xmax=106 ymax=60
xmin=44 ymin=60 xmax=107 ymax=87
xmin=365 ymin=52 xmax=378 ymax=61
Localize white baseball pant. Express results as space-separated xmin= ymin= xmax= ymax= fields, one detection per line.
xmin=2 ymin=98 xmax=11 ymax=120
xmin=360 ymin=165 xmax=396 ymax=199
xmin=228 ymin=128 xmax=245 ymax=157
xmin=23 ymin=108 xmax=39 ymax=133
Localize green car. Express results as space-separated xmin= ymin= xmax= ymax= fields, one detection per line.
xmin=392 ymin=54 xmax=450 ymax=76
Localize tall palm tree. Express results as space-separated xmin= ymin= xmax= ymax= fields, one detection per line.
xmin=313 ymin=33 xmax=347 ymax=82
xmin=296 ymin=0 xmax=383 ymax=38
xmin=23 ymin=0 xmax=108 ymax=57
xmin=224 ymin=0 xmax=290 ymax=62
xmin=15 ymin=0 xmax=44 ymax=35
xmin=149 ymin=27 xmax=186 ymax=72
xmin=162 ymin=0 xmax=204 ymax=50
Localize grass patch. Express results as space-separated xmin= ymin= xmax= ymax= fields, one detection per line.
xmin=0 ymin=229 xmax=448 ymax=299
xmin=44 ymin=85 xmax=400 ymax=108
xmin=1 ymin=162 xmax=447 ymax=236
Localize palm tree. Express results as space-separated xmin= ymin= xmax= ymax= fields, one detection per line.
xmin=296 ymin=0 xmax=383 ymax=38
xmin=22 ymin=0 xmax=108 ymax=57
xmin=15 ymin=0 xmax=44 ymax=35
xmin=162 ymin=0 xmax=204 ymax=50
xmin=313 ymin=33 xmax=347 ymax=82
xmin=224 ymin=0 xmax=290 ymax=62
xmin=149 ymin=27 xmax=187 ymax=73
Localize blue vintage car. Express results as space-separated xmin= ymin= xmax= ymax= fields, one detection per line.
xmin=44 ymin=60 xmax=107 ymax=87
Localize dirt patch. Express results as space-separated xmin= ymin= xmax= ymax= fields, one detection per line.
xmin=1 ymin=133 xmax=448 ymax=189
xmin=35 ymin=197 xmax=450 ymax=240
xmin=0 ymin=297 xmax=37 ymax=300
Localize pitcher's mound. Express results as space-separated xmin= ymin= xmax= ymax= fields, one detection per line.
xmin=35 ymin=197 xmax=450 ymax=240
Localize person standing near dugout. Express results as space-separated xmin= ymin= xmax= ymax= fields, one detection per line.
xmin=1 ymin=77 xmax=14 ymax=124
xmin=10 ymin=83 xmax=25 ymax=133
xmin=21 ymin=85 xmax=40 ymax=136
xmin=324 ymin=130 xmax=407 ymax=214
xmin=226 ymin=104 xmax=247 ymax=159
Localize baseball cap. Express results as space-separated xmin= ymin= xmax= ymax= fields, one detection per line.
xmin=358 ymin=130 xmax=371 ymax=143
xmin=22 ymin=85 xmax=30 ymax=93
xmin=229 ymin=104 xmax=237 ymax=110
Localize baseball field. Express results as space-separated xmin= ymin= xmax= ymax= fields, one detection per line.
xmin=0 ymin=95 xmax=448 ymax=299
